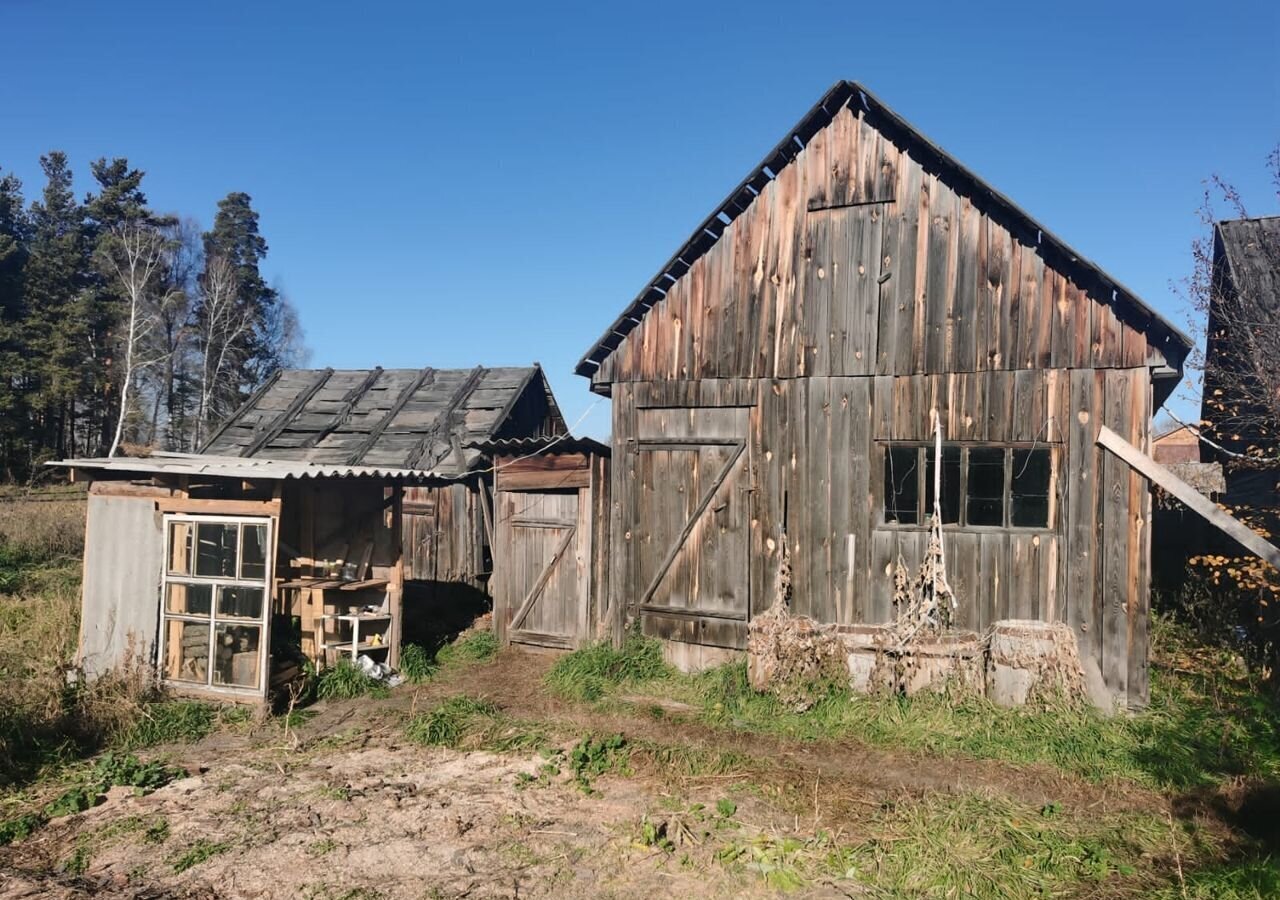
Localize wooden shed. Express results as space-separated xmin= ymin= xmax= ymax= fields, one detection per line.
xmin=486 ymin=436 xmax=611 ymax=651
xmin=201 ymin=364 xmax=567 ymax=600
xmin=577 ymin=81 xmax=1193 ymax=707
xmin=55 ymin=452 xmax=446 ymax=701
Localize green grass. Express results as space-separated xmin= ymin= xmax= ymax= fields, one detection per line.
xmin=121 ymin=701 xmax=219 ymax=748
xmin=1152 ymin=856 xmax=1280 ymax=899
xmin=434 ymin=630 xmax=497 ymax=666
xmin=707 ymin=792 xmax=1178 ymax=898
xmin=544 ymin=632 xmax=671 ymax=701
xmin=405 ymin=695 xmax=547 ymax=752
xmin=405 ymin=696 xmax=500 ymax=748
xmin=398 ymin=643 xmax=438 ymax=684
xmin=314 ymin=658 xmax=390 ymax=701
xmin=547 ymin=624 xmax=1280 ymax=792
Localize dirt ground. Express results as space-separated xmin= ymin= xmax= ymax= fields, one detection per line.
xmin=0 ymin=651 xmax=1201 ymax=899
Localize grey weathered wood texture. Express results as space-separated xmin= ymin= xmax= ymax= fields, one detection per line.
xmin=582 ymin=83 xmax=1192 ymax=708
xmin=490 ymin=446 xmax=610 ymax=650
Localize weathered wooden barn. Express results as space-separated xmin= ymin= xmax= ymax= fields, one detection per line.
xmin=202 ymin=365 xmax=567 ymax=593
xmin=578 ymin=81 xmax=1193 ymax=707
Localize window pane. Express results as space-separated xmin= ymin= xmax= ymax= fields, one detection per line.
xmin=163 ymin=619 xmax=210 ymax=684
xmin=167 ymin=521 xmax=194 ymax=575
xmin=213 ymin=624 xmax=261 ymax=688
xmin=240 ymin=524 xmax=267 ymax=581
xmin=166 ymin=582 xmax=212 ymax=616
xmin=195 ymin=523 xmax=238 ymax=578
xmin=1011 ymin=448 xmax=1052 ymax=527
xmin=218 ymin=585 xmax=264 ymax=620
xmin=966 ymin=447 xmax=1005 ymax=526
xmin=883 ymin=446 xmax=920 ymax=524
xmin=924 ymin=446 xmax=962 ymax=524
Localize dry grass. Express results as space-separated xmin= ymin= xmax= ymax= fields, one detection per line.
xmin=0 ymin=487 xmax=155 ymax=787
xmin=0 ymin=486 xmax=85 ymax=565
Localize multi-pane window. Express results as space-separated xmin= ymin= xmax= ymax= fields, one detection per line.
xmin=161 ymin=516 xmax=271 ymax=694
xmin=882 ymin=444 xmax=1053 ymax=529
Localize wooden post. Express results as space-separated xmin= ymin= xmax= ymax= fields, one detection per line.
xmin=388 ymin=483 xmax=405 ymax=668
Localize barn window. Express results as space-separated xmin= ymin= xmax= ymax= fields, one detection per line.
xmin=883 ymin=445 xmax=920 ymax=524
xmin=1011 ymin=448 xmax=1052 ymax=527
xmin=161 ymin=515 xmax=272 ymax=695
xmin=880 ymin=444 xmax=1053 ymax=529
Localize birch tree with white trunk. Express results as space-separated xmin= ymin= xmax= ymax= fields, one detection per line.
xmin=101 ymin=220 xmax=179 ymax=457
xmin=194 ymin=253 xmax=253 ymax=447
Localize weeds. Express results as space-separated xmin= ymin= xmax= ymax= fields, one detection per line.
xmin=0 ymin=752 xmax=184 ymax=846
xmin=569 ymin=625 xmax=1280 ymax=792
xmin=170 ymin=837 xmax=231 ymax=872
xmin=568 ymin=733 xmax=627 ymax=791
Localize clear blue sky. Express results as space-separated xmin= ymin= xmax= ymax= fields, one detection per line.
xmin=4 ymin=0 xmax=1277 ymax=436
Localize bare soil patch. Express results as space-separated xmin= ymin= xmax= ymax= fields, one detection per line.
xmin=0 ymin=650 xmax=1232 ymax=899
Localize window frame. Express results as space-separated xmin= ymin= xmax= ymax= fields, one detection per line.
xmin=159 ymin=513 xmax=274 ymax=697
xmin=877 ymin=442 xmax=1056 ymax=532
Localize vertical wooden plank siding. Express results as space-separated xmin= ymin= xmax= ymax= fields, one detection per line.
xmin=590 ymin=104 xmax=1163 ymax=701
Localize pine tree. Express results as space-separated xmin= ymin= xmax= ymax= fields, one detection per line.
xmin=196 ymin=192 xmax=280 ymax=437
xmin=85 ymin=157 xmax=158 ymax=452
xmin=23 ymin=152 xmax=91 ymax=460
xmin=0 ymin=171 xmax=30 ymax=477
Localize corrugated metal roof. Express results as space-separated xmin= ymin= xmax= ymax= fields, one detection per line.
xmin=200 ymin=364 xmax=565 ymax=474
xmin=576 ymin=79 xmax=1193 ymax=380
xmin=49 ymin=451 xmax=462 ymax=483
xmin=468 ymin=435 xmax=611 ymax=457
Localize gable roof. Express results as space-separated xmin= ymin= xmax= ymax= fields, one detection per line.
xmin=576 ymin=79 xmax=1193 ymax=379
xmin=1217 ymin=216 xmax=1280 ymax=319
xmin=202 ymin=365 xmax=562 ymax=476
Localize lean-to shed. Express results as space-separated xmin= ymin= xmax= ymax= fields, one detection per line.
xmin=55 ymin=453 xmax=437 ymax=700
xmin=54 ymin=363 xmax=571 ymax=701
xmin=578 ymin=81 xmax=1193 ymax=707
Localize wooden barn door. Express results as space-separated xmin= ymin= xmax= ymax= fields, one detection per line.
xmin=496 ymin=491 xmax=584 ymax=650
xmin=633 ymin=406 xmax=751 ymax=648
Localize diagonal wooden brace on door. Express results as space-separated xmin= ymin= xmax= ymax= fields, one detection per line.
xmin=1097 ymin=425 xmax=1280 ymax=569
xmin=638 ymin=438 xmax=747 ymax=609
xmin=509 ymin=524 xmax=577 ymax=632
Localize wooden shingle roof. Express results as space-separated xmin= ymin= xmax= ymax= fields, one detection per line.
xmin=1218 ymin=216 xmax=1280 ymax=320
xmin=202 ymin=365 xmax=559 ymax=476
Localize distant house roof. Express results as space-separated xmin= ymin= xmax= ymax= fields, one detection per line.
xmin=201 ymin=365 xmax=564 ymax=476
xmin=576 ymin=79 xmax=1193 ymax=379
xmin=1152 ymin=423 xmax=1201 ymax=464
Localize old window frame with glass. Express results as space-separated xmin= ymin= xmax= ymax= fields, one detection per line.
xmin=160 ymin=514 xmax=272 ymax=696
xmin=880 ymin=443 xmax=1054 ymax=530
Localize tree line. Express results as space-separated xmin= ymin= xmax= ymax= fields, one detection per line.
xmin=0 ymin=153 xmax=305 ymax=481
